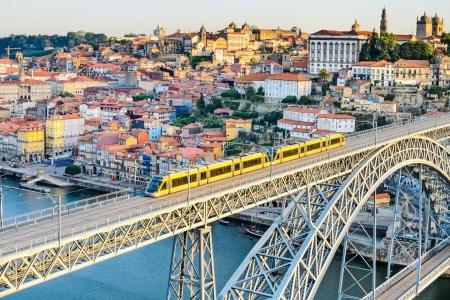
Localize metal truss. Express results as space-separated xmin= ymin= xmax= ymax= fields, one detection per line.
xmin=167 ymin=226 xmax=216 ymax=300
xmin=2 ymin=123 xmax=450 ymax=297
xmin=0 ymin=145 xmax=371 ymax=296
xmin=220 ymin=136 xmax=450 ymax=300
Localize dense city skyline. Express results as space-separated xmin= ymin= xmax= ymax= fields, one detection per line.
xmin=2 ymin=0 xmax=450 ymax=36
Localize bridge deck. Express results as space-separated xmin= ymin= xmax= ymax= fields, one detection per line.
xmin=378 ymin=245 xmax=450 ymax=300
xmin=0 ymin=115 xmax=449 ymax=258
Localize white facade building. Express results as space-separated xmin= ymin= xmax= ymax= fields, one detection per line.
xmin=265 ymin=74 xmax=312 ymax=100
xmin=282 ymin=107 xmax=324 ymax=123
xmin=308 ymin=25 xmax=370 ymax=75
xmin=351 ymin=60 xmax=395 ymax=86
xmin=317 ymin=114 xmax=355 ymax=133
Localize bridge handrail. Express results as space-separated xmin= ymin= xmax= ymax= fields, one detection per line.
xmin=0 ymin=190 xmax=129 ymax=230
xmin=362 ymin=237 xmax=450 ymax=300
xmin=1 ymin=114 xmax=450 ymax=257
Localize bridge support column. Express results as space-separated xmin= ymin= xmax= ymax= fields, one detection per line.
xmin=167 ymin=226 xmax=216 ymax=300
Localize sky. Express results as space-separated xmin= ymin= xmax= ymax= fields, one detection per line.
xmin=1 ymin=0 xmax=450 ymax=37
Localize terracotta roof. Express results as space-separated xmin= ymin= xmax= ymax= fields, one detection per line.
xmin=278 ymin=119 xmax=315 ymax=126
xmin=395 ymin=59 xmax=430 ymax=68
xmin=268 ymin=73 xmax=311 ymax=82
xmin=318 ymin=113 xmax=355 ymax=120
xmin=284 ymin=107 xmax=321 ymax=114
xmin=311 ymin=29 xmax=371 ymax=37
xmin=395 ymin=34 xmax=415 ymax=41
xmin=236 ymin=73 xmax=271 ymax=83
xmin=353 ymin=60 xmax=393 ymax=67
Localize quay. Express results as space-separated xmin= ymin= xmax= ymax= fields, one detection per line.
xmin=0 ymin=163 xmax=125 ymax=192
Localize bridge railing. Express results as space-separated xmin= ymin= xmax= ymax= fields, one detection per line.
xmin=362 ymin=237 xmax=450 ymax=300
xmin=1 ymin=114 xmax=450 ymax=257
xmin=0 ymin=189 xmax=130 ymax=230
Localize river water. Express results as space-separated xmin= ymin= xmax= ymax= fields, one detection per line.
xmin=1 ymin=176 xmax=448 ymax=299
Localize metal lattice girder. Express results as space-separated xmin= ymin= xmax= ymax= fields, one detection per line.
xmin=0 ymin=147 xmax=370 ymax=296
xmin=220 ymin=136 xmax=450 ymax=300
xmin=167 ymin=226 xmax=216 ymax=300
xmin=2 ymin=120 xmax=450 ymax=297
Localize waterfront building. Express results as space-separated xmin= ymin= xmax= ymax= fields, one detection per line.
xmin=17 ymin=122 xmax=45 ymax=162
xmin=45 ymin=114 xmax=85 ymax=158
xmin=308 ymin=22 xmax=370 ymax=75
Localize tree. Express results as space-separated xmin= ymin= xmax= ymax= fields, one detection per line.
xmin=298 ymin=96 xmax=314 ymax=105
xmin=205 ymin=98 xmax=223 ymax=114
xmin=257 ymin=87 xmax=265 ymax=96
xmin=221 ymin=89 xmax=241 ymax=99
xmin=263 ymin=111 xmax=283 ymax=125
xmin=197 ymin=93 xmax=206 ymax=111
xmin=250 ymin=95 xmax=264 ymax=103
xmin=399 ymin=41 xmax=435 ymax=61
xmin=57 ymin=91 xmax=74 ymax=98
xmin=281 ymin=96 xmax=297 ymax=104
xmin=360 ymin=31 xmax=381 ymax=61
xmin=442 ymin=32 xmax=450 ymax=55
xmin=245 ymin=87 xmax=256 ymax=100
xmin=65 ymin=165 xmax=81 ymax=176
xmin=132 ymin=93 xmax=150 ymax=101
xmin=319 ymin=69 xmax=331 ymax=82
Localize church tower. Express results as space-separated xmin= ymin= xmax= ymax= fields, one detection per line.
xmin=380 ymin=7 xmax=388 ymax=33
xmin=200 ymin=25 xmax=207 ymax=45
xmin=432 ymin=14 xmax=444 ymax=37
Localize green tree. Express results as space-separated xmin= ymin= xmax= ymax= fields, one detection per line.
xmin=298 ymin=96 xmax=314 ymax=105
xmin=319 ymin=69 xmax=331 ymax=82
xmin=245 ymin=87 xmax=256 ymax=99
xmin=442 ymin=32 xmax=450 ymax=55
xmin=132 ymin=93 xmax=150 ymax=101
xmin=65 ymin=165 xmax=81 ymax=176
xmin=57 ymin=91 xmax=74 ymax=98
xmin=197 ymin=93 xmax=206 ymax=111
xmin=205 ymin=98 xmax=223 ymax=113
xmin=257 ymin=87 xmax=265 ymax=96
xmin=263 ymin=111 xmax=283 ymax=125
xmin=360 ymin=32 xmax=400 ymax=62
xmin=250 ymin=95 xmax=264 ymax=103
xmin=221 ymin=89 xmax=241 ymax=99
xmin=281 ymin=95 xmax=297 ymax=104
xmin=399 ymin=41 xmax=435 ymax=61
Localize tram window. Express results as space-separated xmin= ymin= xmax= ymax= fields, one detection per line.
xmin=161 ymin=182 xmax=167 ymax=190
xmin=235 ymin=163 xmax=240 ymax=170
xmin=172 ymin=176 xmax=188 ymax=187
xmin=200 ymin=172 xmax=207 ymax=180
xmin=307 ymin=142 xmax=321 ymax=151
xmin=331 ymin=138 xmax=340 ymax=145
xmin=190 ymin=174 xmax=197 ymax=182
xmin=283 ymin=148 xmax=298 ymax=157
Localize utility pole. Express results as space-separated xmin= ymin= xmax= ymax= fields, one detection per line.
xmin=58 ymin=195 xmax=62 ymax=245
xmin=0 ymin=187 xmax=3 ymax=230
xmin=187 ymin=158 xmax=191 ymax=204
xmin=134 ymin=159 xmax=137 ymax=194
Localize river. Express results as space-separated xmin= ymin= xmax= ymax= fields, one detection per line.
xmin=1 ymin=176 xmax=448 ymax=299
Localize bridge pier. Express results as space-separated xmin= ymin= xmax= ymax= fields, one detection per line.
xmin=167 ymin=226 xmax=216 ymax=300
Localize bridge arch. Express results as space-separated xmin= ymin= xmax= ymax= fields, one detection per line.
xmin=221 ymin=136 xmax=450 ymax=299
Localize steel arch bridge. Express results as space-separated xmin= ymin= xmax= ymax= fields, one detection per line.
xmin=1 ymin=117 xmax=450 ymax=299
xmin=220 ymin=136 xmax=450 ymax=300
